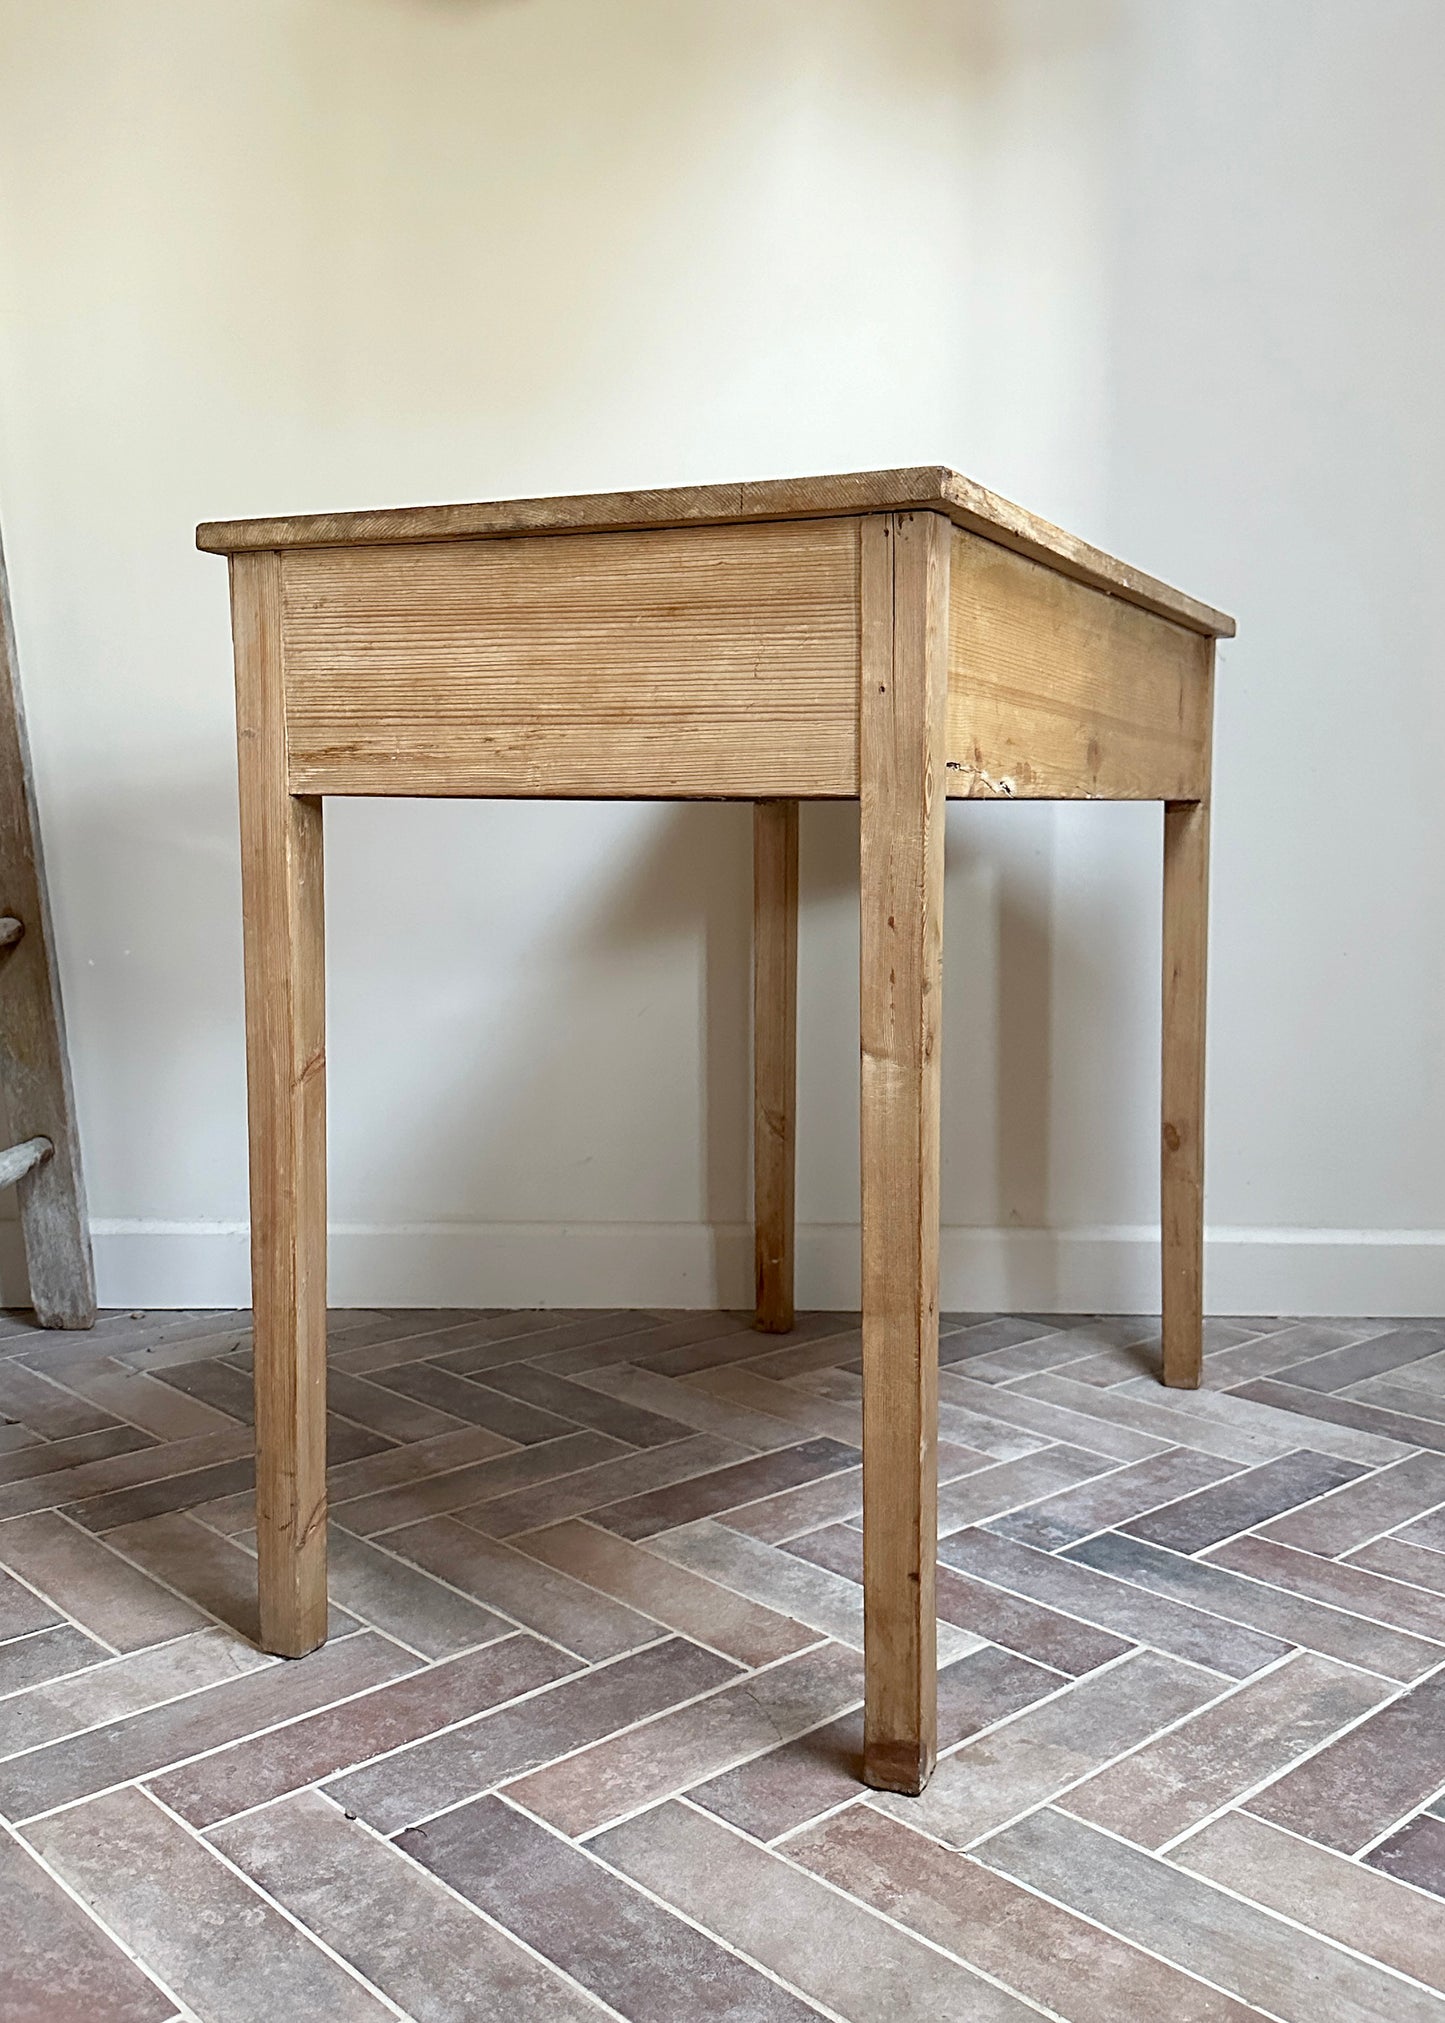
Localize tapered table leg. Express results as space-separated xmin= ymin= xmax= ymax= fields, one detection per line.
xmin=1161 ymin=794 xmax=1210 ymax=1388
xmin=232 ymin=551 xmax=328 ymax=1657
xmin=859 ymin=512 xmax=949 ymax=1795
xmin=754 ymin=799 xmax=798 ymax=1333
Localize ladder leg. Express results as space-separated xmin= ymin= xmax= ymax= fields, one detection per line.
xmin=0 ymin=532 xmax=95 ymax=1328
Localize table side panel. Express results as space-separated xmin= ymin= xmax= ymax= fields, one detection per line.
xmin=279 ymin=519 xmax=862 ymax=798
xmin=945 ymin=530 xmax=1212 ymax=801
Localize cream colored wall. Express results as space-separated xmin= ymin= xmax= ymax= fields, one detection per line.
xmin=1 ymin=0 xmax=1441 ymax=1312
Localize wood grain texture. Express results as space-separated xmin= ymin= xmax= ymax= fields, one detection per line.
xmin=1162 ymin=788 xmax=1211 ymax=1388
xmin=753 ymin=801 xmax=798 ymax=1334
xmin=858 ymin=511 xmax=949 ymax=1795
xmin=197 ymin=466 xmax=1234 ymax=639
xmin=280 ymin=520 xmax=861 ymax=799
xmin=0 ymin=523 xmax=95 ymax=1327
xmin=231 ymin=550 xmax=329 ymax=1656
xmin=946 ymin=531 xmax=1212 ymax=802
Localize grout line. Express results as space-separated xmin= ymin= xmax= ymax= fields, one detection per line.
xmin=993 ymin=1808 xmax=1443 ymax=2013
xmin=140 ymin=1787 xmax=412 ymax=2019
xmin=4 ymin=1629 xmax=433 ymax=1827
xmin=672 ymin=1792 xmax=1064 ymax=2018
xmin=0 ymin=1538 xmax=125 ymax=1661
xmin=492 ymin=1787 xmax=858 ymax=2023
xmin=1317 ymin=1491 xmax=1445 ymax=1563
xmin=3 ymin=1811 xmax=205 ymax=2023
xmin=1199 ymin=1532 xmax=1445 ymax=1646
xmin=394 ymin=1635 xmax=848 ymax=1838
xmin=931 ymin=1651 xmax=1286 ymax=1858
xmin=1065 ymin=1531 xmax=1444 ymax=1682
xmin=1350 ymin=1760 xmax=1445 ymax=1860
xmin=0 ymin=1627 xmax=279 ymax=1764
xmin=321 ymin=1791 xmax=628 ymax=2020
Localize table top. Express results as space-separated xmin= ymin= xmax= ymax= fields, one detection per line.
xmin=197 ymin=466 xmax=1234 ymax=638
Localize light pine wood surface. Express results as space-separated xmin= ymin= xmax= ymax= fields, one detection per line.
xmin=210 ymin=473 xmax=1228 ymax=1790
xmin=753 ymin=800 xmax=798 ymax=1335
xmin=199 ymin=465 xmax=1234 ymax=639
xmin=231 ymin=551 xmax=329 ymax=1657
xmin=858 ymin=512 xmax=950 ymax=1794
xmin=946 ymin=532 xmax=1211 ymax=802
xmin=1162 ymin=783 xmax=1213 ymax=1389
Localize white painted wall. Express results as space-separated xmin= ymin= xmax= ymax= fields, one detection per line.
xmin=1 ymin=0 xmax=1442 ymax=1315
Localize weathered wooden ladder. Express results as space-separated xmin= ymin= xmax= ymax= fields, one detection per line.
xmin=0 ymin=519 xmax=95 ymax=1328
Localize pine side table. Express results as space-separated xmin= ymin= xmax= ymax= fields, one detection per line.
xmin=199 ymin=468 xmax=1233 ymax=1796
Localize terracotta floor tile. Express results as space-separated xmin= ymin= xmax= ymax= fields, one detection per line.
xmin=690 ymin=1644 xmax=1062 ymax=1843
xmin=378 ymin=1512 xmax=666 ymax=1658
xmin=1347 ymin=1534 xmax=1445 ymax=1593
xmin=1069 ymin=1528 xmax=1444 ymax=1680
xmin=590 ymin=1437 xmax=862 ymax=1540
xmin=0 ymin=1622 xmax=110 ymax=1695
xmin=1274 ymin=1325 xmax=1445 ymax=1395
xmin=150 ymin=1632 xmax=573 ymax=1827
xmin=940 ymin=1526 xmax=1290 ymax=1675
xmin=214 ymin=1787 xmax=604 ymax=2022
xmin=684 ymin=1365 xmax=862 ymax=1445
xmin=1 ymin=1626 xmax=273 ymax=1758
xmin=1062 ymin=1650 xmax=1390 ymax=1847
xmin=1122 ymin=1448 xmax=1366 ymax=1553
xmin=324 ymin=1368 xmax=472 ymax=1444
xmin=1256 ymin=1450 xmax=1445 ymax=1555
xmin=11 ymin=1304 xmax=1443 ymax=2022
xmin=514 ymin=1517 xmax=820 ymax=1664
xmin=939 ymin=1370 xmax=1168 ymax=1462
xmin=297 ymin=1520 xmax=511 ymax=1657
xmin=792 ymin=1804 xmax=1258 ymax=2022
xmin=0 ymin=1509 xmax=210 ymax=1650
xmin=594 ymin=1797 xmax=1039 ymax=2020
xmin=1175 ymin=1808 xmax=1445 ymax=1991
xmin=0 ymin=1560 xmax=60 ymax=1639
xmin=0 ymin=1424 xmax=158 ymax=1500
xmin=786 ymin=1521 xmax=1132 ymax=1675
xmin=1245 ymin=1669 xmax=1445 ymax=1852
xmin=25 ymin=1786 xmax=395 ymax=2022
xmin=655 ymin=1518 xmax=981 ymax=1660
xmin=0 ymin=1629 xmax=415 ymax=1822
xmin=401 ymin=1792 xmax=823 ymax=2020
xmin=506 ymin=1639 xmax=862 ymax=1836
xmin=326 ymin=1635 xmax=737 ymax=1833
xmin=0 ymin=1826 xmax=174 ymax=2023
xmin=977 ymin=1805 xmax=1445 ymax=2023
xmin=468 ymin=1360 xmax=693 ymax=1446
xmin=0 ymin=1361 xmax=126 ymax=1440
xmin=102 ymin=1510 xmax=358 ymax=1645
xmin=1233 ymin=1379 xmax=1445 ymax=1457
xmin=568 ymin=1359 xmax=804 ymax=1450
xmin=1206 ymin=1531 xmax=1445 ymax=1650
xmin=935 ymin=1443 xmax=1121 ymax=1534
xmin=457 ymin=1432 xmax=746 ymax=1538
xmin=335 ymin=1428 xmax=625 ymax=1534
xmin=1367 ymin=1812 xmax=1445 ymax=1898
xmin=988 ymin=1446 xmax=1243 ymax=1550
xmin=868 ymin=1646 xmax=1222 ymax=1848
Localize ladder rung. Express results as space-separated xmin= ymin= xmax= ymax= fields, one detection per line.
xmin=0 ymin=1136 xmax=52 ymax=1187
xmin=0 ymin=916 xmax=21 ymax=948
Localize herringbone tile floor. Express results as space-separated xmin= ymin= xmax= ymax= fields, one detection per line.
xmin=2 ymin=1305 xmax=1445 ymax=2021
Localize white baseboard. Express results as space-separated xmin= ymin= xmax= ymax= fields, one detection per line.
xmin=3 ymin=1217 xmax=1443 ymax=1318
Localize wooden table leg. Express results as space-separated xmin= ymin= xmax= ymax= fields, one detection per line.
xmin=754 ymin=799 xmax=798 ymax=1333
xmin=1161 ymin=795 xmax=1210 ymax=1388
xmin=859 ymin=512 xmax=949 ymax=1795
xmin=231 ymin=552 xmax=329 ymax=1657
